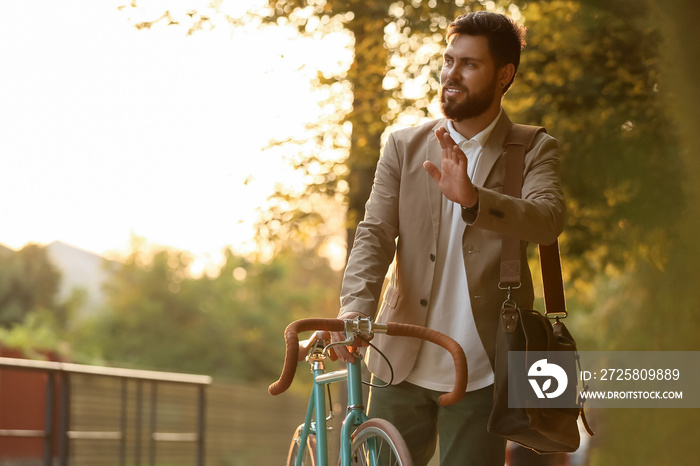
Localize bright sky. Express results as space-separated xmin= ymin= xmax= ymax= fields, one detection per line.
xmin=0 ymin=0 xmax=351 ymax=268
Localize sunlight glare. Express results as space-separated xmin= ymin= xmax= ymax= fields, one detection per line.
xmin=0 ymin=0 xmax=354 ymax=273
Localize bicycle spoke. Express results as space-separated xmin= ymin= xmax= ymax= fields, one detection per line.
xmin=352 ymin=435 xmax=402 ymax=466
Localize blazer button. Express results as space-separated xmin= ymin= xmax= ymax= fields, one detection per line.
xmin=429 ymin=254 xmax=436 ymax=262
xmin=420 ymin=299 xmax=428 ymax=307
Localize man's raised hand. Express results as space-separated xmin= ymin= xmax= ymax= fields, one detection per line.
xmin=423 ymin=127 xmax=479 ymax=208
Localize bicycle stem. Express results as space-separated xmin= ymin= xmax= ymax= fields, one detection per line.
xmin=324 ymin=317 xmax=388 ymax=355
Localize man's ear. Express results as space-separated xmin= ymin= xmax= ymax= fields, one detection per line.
xmin=498 ymin=63 xmax=516 ymax=89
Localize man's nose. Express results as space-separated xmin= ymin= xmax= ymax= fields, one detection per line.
xmin=446 ymin=64 xmax=461 ymax=81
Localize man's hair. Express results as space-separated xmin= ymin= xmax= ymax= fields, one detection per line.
xmin=446 ymin=11 xmax=526 ymax=91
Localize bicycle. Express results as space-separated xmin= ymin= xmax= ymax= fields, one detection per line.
xmin=269 ymin=317 xmax=468 ymax=466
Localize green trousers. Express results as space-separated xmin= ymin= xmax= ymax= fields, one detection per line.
xmin=366 ymin=379 xmax=506 ymax=466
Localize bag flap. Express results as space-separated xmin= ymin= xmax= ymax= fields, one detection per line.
xmin=519 ymin=309 xmax=552 ymax=352
xmin=552 ymin=319 xmax=577 ymax=351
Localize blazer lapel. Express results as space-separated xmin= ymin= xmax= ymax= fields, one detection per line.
xmin=426 ymin=119 xmax=447 ymax=240
xmin=472 ymin=112 xmax=514 ymax=187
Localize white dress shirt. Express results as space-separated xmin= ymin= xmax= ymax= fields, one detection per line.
xmin=405 ymin=109 xmax=502 ymax=392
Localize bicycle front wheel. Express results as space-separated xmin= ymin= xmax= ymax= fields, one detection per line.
xmin=349 ymin=418 xmax=413 ymax=466
xmin=287 ymin=426 xmax=317 ymax=466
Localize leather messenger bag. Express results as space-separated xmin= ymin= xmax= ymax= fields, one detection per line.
xmin=487 ymin=124 xmax=594 ymax=454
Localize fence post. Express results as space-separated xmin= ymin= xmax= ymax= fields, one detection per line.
xmin=120 ymin=378 xmax=128 ymax=466
xmin=58 ymin=374 xmax=70 ymax=466
xmin=135 ymin=380 xmax=143 ymax=466
xmin=197 ymin=385 xmax=206 ymax=466
xmin=43 ymin=372 xmax=55 ymax=466
xmin=149 ymin=382 xmax=157 ymax=466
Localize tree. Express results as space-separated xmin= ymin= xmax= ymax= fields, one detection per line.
xmin=0 ymin=244 xmax=62 ymax=327
xmin=506 ymin=0 xmax=684 ymax=286
xmin=0 ymin=244 xmax=81 ymax=357
xmin=560 ymin=1 xmax=700 ymax=465
xmin=257 ymin=0 xmax=478 ymax=256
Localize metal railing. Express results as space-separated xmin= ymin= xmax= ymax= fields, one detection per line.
xmin=0 ymin=356 xmax=212 ymax=465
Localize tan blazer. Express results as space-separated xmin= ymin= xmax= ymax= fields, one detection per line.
xmin=339 ymin=111 xmax=565 ymax=384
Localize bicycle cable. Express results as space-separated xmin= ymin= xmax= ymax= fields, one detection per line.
xmin=357 ymin=335 xmax=394 ymax=388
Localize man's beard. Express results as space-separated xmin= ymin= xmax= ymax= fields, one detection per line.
xmin=440 ymin=80 xmax=497 ymax=121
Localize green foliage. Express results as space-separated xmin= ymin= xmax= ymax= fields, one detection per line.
xmin=586 ymin=407 xmax=699 ymax=466
xmin=0 ymin=308 xmax=63 ymax=358
xmin=0 ymin=243 xmax=62 ymax=326
xmin=508 ymin=0 xmax=685 ymax=286
xmin=563 ymin=2 xmax=700 ymax=464
xmin=73 ymin=245 xmax=341 ymax=382
xmin=0 ymin=244 xmax=85 ymax=356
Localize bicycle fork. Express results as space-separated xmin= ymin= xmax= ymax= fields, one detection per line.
xmin=339 ymin=356 xmax=370 ymax=465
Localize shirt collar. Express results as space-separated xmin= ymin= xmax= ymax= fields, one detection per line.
xmin=446 ymin=107 xmax=503 ymax=149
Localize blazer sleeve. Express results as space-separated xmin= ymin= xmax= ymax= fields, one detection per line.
xmin=467 ymin=132 xmax=565 ymax=245
xmin=338 ymin=134 xmax=401 ymax=318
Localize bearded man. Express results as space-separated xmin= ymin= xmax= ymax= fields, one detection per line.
xmin=333 ymin=11 xmax=565 ymax=466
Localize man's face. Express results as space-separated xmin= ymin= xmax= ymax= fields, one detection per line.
xmin=439 ymin=34 xmax=501 ymax=121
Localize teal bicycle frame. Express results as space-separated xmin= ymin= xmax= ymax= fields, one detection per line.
xmin=295 ymin=352 xmax=368 ymax=466
xmin=271 ymin=317 xmax=467 ymax=466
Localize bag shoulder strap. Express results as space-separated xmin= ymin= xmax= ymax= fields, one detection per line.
xmin=501 ymin=128 xmax=594 ymax=438
xmin=500 ymin=124 xmax=567 ymax=318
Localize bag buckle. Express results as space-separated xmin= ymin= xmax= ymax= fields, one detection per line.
xmin=499 ymin=284 xmax=521 ymax=333
xmin=498 ymin=282 xmax=521 ymax=298
xmin=498 ymin=282 xmax=521 ymax=308
xmin=546 ymin=310 xmax=569 ymax=321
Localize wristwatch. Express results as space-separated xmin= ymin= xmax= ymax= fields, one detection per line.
xmin=461 ymin=187 xmax=480 ymax=223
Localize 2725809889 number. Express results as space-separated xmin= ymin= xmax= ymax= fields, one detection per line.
xmin=594 ymin=368 xmax=680 ymax=381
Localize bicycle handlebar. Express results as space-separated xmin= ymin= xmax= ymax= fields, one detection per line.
xmin=385 ymin=322 xmax=467 ymax=406
xmin=268 ymin=318 xmax=468 ymax=407
xmin=268 ymin=319 xmax=344 ymax=397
